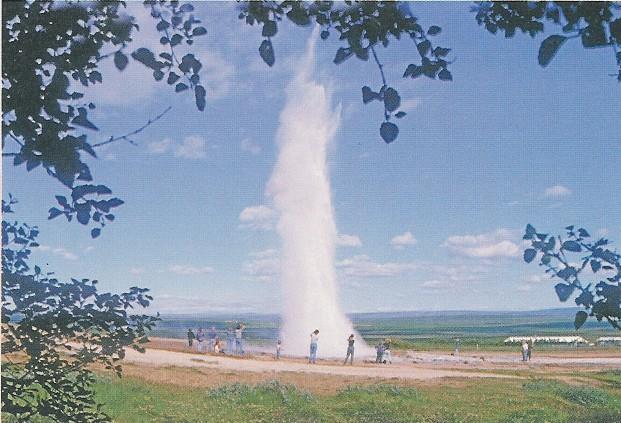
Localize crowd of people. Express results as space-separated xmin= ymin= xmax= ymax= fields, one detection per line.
xmin=185 ymin=325 xmax=388 ymax=367
xmin=186 ymin=323 xmax=246 ymax=355
xmin=185 ymin=325 xmax=541 ymax=365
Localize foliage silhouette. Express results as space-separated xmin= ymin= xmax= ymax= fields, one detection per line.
xmin=523 ymin=224 xmax=621 ymax=331
xmin=473 ymin=2 xmax=621 ymax=79
xmin=238 ymin=1 xmax=452 ymax=144
xmin=2 ymin=198 xmax=160 ymax=422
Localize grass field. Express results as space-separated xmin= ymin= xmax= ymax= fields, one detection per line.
xmin=91 ymin=370 xmax=621 ymax=423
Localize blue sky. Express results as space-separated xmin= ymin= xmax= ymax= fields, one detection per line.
xmin=4 ymin=2 xmax=620 ymax=314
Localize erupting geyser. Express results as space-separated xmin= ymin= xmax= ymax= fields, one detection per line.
xmin=267 ymin=30 xmax=371 ymax=358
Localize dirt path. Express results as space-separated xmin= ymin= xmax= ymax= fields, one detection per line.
xmin=123 ymin=348 xmax=516 ymax=381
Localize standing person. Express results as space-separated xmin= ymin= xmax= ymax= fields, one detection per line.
xmin=187 ymin=328 xmax=195 ymax=348
xmin=521 ymin=340 xmax=529 ymax=362
xmin=343 ymin=334 xmax=355 ymax=365
xmin=375 ymin=342 xmax=385 ymax=363
xmin=309 ymin=329 xmax=319 ymax=364
xmin=454 ymin=338 xmax=461 ymax=355
xmin=527 ymin=340 xmax=533 ymax=361
xmin=226 ymin=326 xmax=235 ymax=355
xmin=208 ymin=326 xmax=217 ymax=352
xmin=196 ymin=328 xmax=205 ymax=352
xmin=235 ymin=324 xmax=245 ymax=355
xmin=276 ymin=340 xmax=282 ymax=360
xmin=382 ymin=338 xmax=393 ymax=364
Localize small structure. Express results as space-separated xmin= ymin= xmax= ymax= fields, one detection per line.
xmin=503 ymin=336 xmax=588 ymax=345
xmin=596 ymin=337 xmax=621 ymax=346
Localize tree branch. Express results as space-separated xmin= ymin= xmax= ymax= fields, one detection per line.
xmin=370 ymin=45 xmax=387 ymax=87
xmin=92 ymin=106 xmax=172 ymax=148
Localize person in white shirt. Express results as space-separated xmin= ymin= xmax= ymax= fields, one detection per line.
xmin=521 ymin=340 xmax=529 ymax=362
xmin=309 ymin=329 xmax=319 ymax=364
xmin=235 ymin=324 xmax=245 ymax=355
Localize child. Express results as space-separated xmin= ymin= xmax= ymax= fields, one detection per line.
xmin=276 ymin=339 xmax=282 ymax=360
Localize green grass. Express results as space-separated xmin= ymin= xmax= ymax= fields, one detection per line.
xmin=91 ymin=373 xmax=621 ymax=423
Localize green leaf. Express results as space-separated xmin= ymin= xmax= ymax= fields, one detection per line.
xmin=194 ymin=85 xmax=206 ymax=111
xmin=113 ymin=51 xmax=128 ymax=71
xmin=523 ymin=224 xmax=536 ymax=240
xmin=578 ymin=228 xmax=590 ymax=238
xmin=192 ymin=27 xmax=207 ymax=36
xmin=362 ymin=86 xmax=379 ymax=104
xmin=383 ymin=87 xmax=401 ymax=112
xmin=438 ymin=69 xmax=452 ymax=81
xmin=574 ymin=310 xmax=588 ymax=329
xmin=538 ymin=35 xmax=567 ymax=67
xmin=590 ymin=260 xmax=601 ymax=273
xmin=167 ymin=72 xmax=180 ymax=85
xmin=417 ymin=40 xmax=431 ymax=56
xmin=156 ymin=20 xmax=170 ymax=31
xmin=259 ymin=39 xmax=275 ymax=67
xmin=72 ymin=108 xmax=98 ymax=131
xmin=562 ymin=240 xmax=581 ymax=252
xmin=286 ymin=7 xmax=310 ymax=26
xmin=427 ymin=26 xmax=442 ymax=36
xmin=262 ymin=21 xmax=277 ymax=37
xmin=610 ymin=19 xmax=621 ymax=41
xmin=395 ymin=111 xmax=407 ymax=118
xmin=334 ymin=47 xmax=353 ymax=65
xmin=554 ymin=283 xmax=574 ymax=302
xmin=581 ymin=25 xmax=607 ymax=48
xmin=48 ymin=208 xmax=63 ymax=219
xmin=523 ymin=248 xmax=537 ymax=263
xmin=380 ymin=122 xmax=399 ymax=144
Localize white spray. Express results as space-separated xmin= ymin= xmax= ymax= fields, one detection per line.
xmin=267 ymin=30 xmax=372 ymax=358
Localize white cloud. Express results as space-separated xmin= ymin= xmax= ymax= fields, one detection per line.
xmin=443 ymin=229 xmax=520 ymax=259
xmin=336 ymin=255 xmax=418 ymax=278
xmin=174 ymin=135 xmax=207 ymax=159
xmin=238 ymin=205 xmax=276 ymax=230
xmin=36 ymin=245 xmax=78 ymax=260
xmin=243 ymin=249 xmax=280 ymax=283
xmin=130 ymin=267 xmax=145 ymax=275
xmin=420 ymin=280 xmax=451 ymax=290
xmin=168 ymin=264 xmax=214 ymax=275
xmin=516 ymin=284 xmax=532 ymax=292
xmin=400 ymin=98 xmax=420 ymax=112
xmin=148 ymin=136 xmax=208 ymax=159
xmin=250 ymin=248 xmax=278 ymax=258
xmin=150 ymin=294 xmax=268 ymax=314
xmin=336 ymin=233 xmax=362 ymax=247
xmin=148 ymin=137 xmax=173 ymax=154
xmin=390 ymin=231 xmax=417 ymax=249
xmin=543 ymin=185 xmax=572 ymax=198
xmin=196 ymin=50 xmax=235 ymax=100
xmin=516 ymin=274 xmax=551 ymax=292
xmin=240 ymin=138 xmax=261 ymax=155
